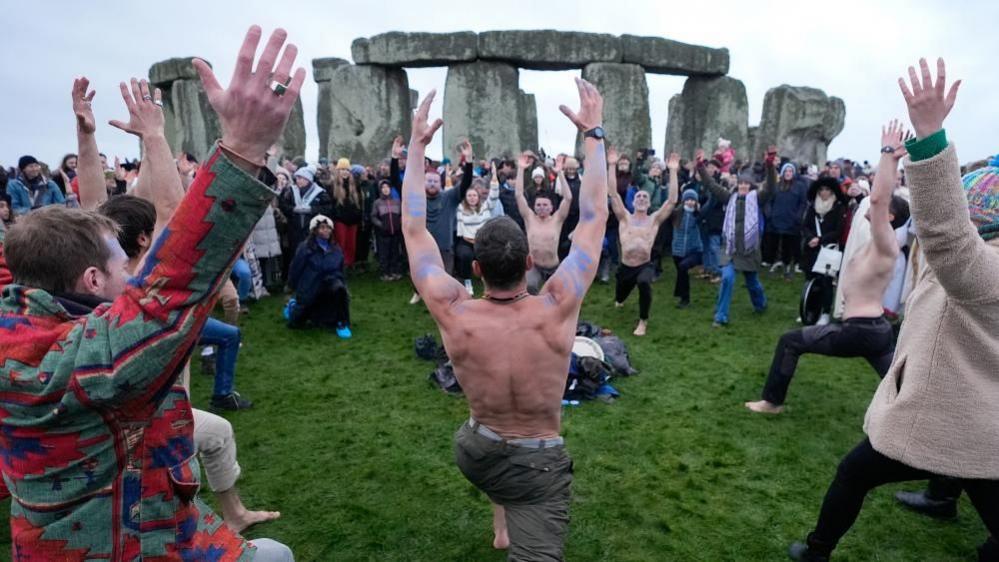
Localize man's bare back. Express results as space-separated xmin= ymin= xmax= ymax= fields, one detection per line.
xmin=841 ymin=238 xmax=898 ymax=319
xmin=437 ymin=296 xmax=573 ymax=438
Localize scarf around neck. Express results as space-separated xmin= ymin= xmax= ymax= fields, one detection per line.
xmin=814 ymin=196 xmax=835 ymax=217
xmin=723 ymin=191 xmax=760 ymax=255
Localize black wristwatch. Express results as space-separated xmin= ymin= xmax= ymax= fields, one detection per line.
xmin=583 ymin=126 xmax=606 ymax=141
xmin=880 ymin=146 xmax=896 ymax=154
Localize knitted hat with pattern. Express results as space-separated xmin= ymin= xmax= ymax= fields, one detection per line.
xmin=961 ymin=166 xmax=999 ymax=240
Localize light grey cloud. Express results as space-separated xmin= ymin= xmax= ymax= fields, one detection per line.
xmin=2 ymin=0 xmax=996 ymax=170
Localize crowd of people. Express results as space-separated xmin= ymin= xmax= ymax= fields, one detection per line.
xmin=0 ymin=23 xmax=997 ymax=562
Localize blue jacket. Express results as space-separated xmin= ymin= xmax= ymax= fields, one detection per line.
xmin=7 ymin=176 xmax=65 ymax=215
xmin=288 ymin=237 xmax=346 ymax=309
xmin=672 ymin=208 xmax=703 ymax=256
xmin=765 ymin=170 xmax=809 ymax=235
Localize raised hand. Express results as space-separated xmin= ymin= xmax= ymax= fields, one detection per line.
xmin=666 ymin=152 xmax=680 ymax=171
xmin=559 ymin=77 xmax=603 ymax=132
xmin=193 ymin=26 xmax=306 ymax=164
xmin=694 ymin=148 xmax=705 ymax=163
xmin=72 ymin=77 xmax=97 ymax=134
xmin=109 ymin=79 xmax=165 ymax=138
xmin=411 ymin=89 xmax=443 ymax=147
xmin=880 ymin=119 xmax=912 ymax=161
xmin=517 ymin=151 xmax=532 ymax=170
xmin=554 ymin=154 xmax=565 ymax=174
xmin=898 ymin=57 xmax=961 ymax=139
xmin=391 ymin=135 xmax=405 ymax=158
xmin=459 ymin=139 xmax=473 ymax=161
xmin=606 ymin=147 xmax=619 ymax=166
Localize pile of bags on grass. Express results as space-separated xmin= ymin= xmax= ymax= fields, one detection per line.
xmin=417 ymin=320 xmax=639 ymax=405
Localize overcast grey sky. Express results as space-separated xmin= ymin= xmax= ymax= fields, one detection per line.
xmin=3 ymin=0 xmax=997 ymax=169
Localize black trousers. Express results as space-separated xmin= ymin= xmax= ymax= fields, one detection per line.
xmin=289 ymin=286 xmax=350 ymax=329
xmin=375 ymin=231 xmax=403 ymax=275
xmin=651 ymin=224 xmax=672 ymax=276
xmin=806 ymin=271 xmax=835 ymax=314
xmin=616 ymin=262 xmax=654 ymax=320
xmin=807 ymin=438 xmax=999 ymax=557
xmin=672 ymin=252 xmax=703 ymax=303
xmin=762 ymin=317 xmax=894 ymax=405
xmin=356 ymin=222 xmax=372 ymax=265
xmin=454 ymin=238 xmax=475 ymax=280
xmin=763 ymin=231 xmax=802 ymax=266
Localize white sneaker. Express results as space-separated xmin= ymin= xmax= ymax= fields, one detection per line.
xmin=817 ymin=313 xmax=831 ymax=326
xmin=408 ymin=292 xmax=421 ymax=305
xmin=464 ymin=279 xmax=474 ymax=296
xmin=795 ymin=265 xmax=804 ymax=274
xmin=769 ymin=261 xmax=784 ymax=273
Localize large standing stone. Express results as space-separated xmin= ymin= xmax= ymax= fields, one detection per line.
xmin=753 ymin=85 xmax=846 ymax=165
xmin=351 ymin=32 xmax=477 ymax=67
xmin=149 ymin=57 xmax=201 ymax=86
xmin=313 ymin=58 xmax=351 ymax=158
xmin=575 ymin=63 xmax=650 ymax=159
xmin=663 ymin=76 xmax=749 ymax=161
xmin=621 ymin=35 xmax=729 ymax=76
xmin=478 ymin=31 xmax=621 ymax=70
xmin=518 ymin=91 xmax=538 ymax=154
xmin=280 ymin=97 xmax=307 ymax=159
xmin=443 ymin=62 xmax=534 ymax=162
xmin=322 ymin=65 xmax=412 ymax=164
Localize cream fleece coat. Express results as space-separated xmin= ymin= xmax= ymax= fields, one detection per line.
xmin=864 ymin=144 xmax=999 ymax=478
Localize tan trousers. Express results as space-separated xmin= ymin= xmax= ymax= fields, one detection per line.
xmin=192 ymin=408 xmax=241 ymax=492
xmin=218 ymin=278 xmax=240 ymax=326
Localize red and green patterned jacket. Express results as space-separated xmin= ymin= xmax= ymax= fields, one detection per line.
xmin=0 ymin=149 xmax=274 ymax=560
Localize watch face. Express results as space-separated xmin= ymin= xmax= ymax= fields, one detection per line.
xmin=588 ymin=127 xmax=605 ymax=139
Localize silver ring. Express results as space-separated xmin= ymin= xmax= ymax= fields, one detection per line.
xmin=142 ymin=95 xmax=152 ymax=101
xmin=153 ymin=100 xmax=163 ymax=107
xmin=271 ymin=80 xmax=287 ymax=96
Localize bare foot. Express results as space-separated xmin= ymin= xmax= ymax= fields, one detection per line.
xmin=633 ymin=320 xmax=647 ymax=336
xmin=492 ymin=503 xmax=509 ymax=550
xmin=493 ymin=529 xmax=510 ymax=550
xmin=745 ymin=400 xmax=784 ymax=414
xmin=225 ymin=509 xmax=282 ymax=534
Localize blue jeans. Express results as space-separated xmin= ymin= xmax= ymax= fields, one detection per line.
xmin=231 ymin=258 xmax=252 ymax=303
xmin=714 ymin=263 xmax=767 ymax=324
xmin=702 ymin=232 xmax=721 ymax=276
xmin=199 ymin=318 xmax=240 ymax=397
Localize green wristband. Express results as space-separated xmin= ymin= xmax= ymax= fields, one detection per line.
xmin=905 ymin=129 xmax=948 ymax=162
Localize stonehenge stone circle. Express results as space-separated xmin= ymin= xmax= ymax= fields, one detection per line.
xmin=620 ymin=35 xmax=729 ymax=76
xmin=352 ymin=32 xmax=477 ymax=67
xmin=576 ymin=63 xmax=651 ymax=159
xmin=753 ymin=85 xmax=846 ymax=165
xmin=477 ymin=30 xmax=621 ymax=70
xmin=664 ymin=76 xmax=749 ymax=161
xmin=321 ymin=64 xmax=412 ymax=165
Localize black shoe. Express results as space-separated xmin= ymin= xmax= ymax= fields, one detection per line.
xmin=788 ymin=542 xmax=829 ymax=561
xmin=894 ymin=490 xmax=959 ymax=520
xmin=210 ymin=391 xmax=254 ymax=411
xmin=676 ymin=300 xmax=689 ymax=309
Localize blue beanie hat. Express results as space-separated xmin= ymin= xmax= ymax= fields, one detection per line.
xmin=779 ymin=162 xmax=797 ymax=177
xmin=682 ymin=189 xmax=699 ymax=202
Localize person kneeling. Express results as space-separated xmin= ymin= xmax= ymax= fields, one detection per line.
xmin=287 ymin=214 xmax=352 ymax=338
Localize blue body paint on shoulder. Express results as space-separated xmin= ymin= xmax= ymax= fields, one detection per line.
xmin=553 ymin=248 xmax=594 ymax=298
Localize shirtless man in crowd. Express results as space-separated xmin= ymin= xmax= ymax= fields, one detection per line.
xmin=745 ymin=120 xmax=911 ymax=414
xmin=608 ymin=148 xmax=680 ymax=336
xmin=514 ymin=152 xmax=573 ymax=294
xmin=402 ymin=79 xmax=607 ymax=560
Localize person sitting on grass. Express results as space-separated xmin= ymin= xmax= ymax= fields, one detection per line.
xmin=287 ymin=214 xmax=351 ymax=338
xmin=0 ymin=24 xmax=300 ymax=560
xmin=403 ymin=79 xmax=608 ymax=559
xmin=787 ymin=57 xmax=999 ymax=562
xmin=514 ymin=154 xmax=573 ymax=294
xmin=608 ymin=147 xmax=679 ymax=336
xmin=697 ymin=152 xmax=770 ymax=327
xmin=745 ymin=119 xmax=911 ymax=415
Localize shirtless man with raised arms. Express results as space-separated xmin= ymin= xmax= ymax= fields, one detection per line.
xmin=608 ymin=147 xmax=680 ymax=336
xmin=402 ymin=79 xmax=607 ymax=560
xmin=745 ymin=120 xmax=911 ymax=414
xmin=514 ymin=152 xmax=573 ymax=294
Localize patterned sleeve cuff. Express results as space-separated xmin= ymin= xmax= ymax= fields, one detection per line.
xmin=905 ymin=129 xmax=948 ymax=162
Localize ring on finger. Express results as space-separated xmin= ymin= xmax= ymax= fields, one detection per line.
xmin=153 ymin=100 xmax=164 ymax=107
xmin=271 ymin=80 xmax=288 ymax=96
xmin=142 ymin=95 xmax=152 ymax=101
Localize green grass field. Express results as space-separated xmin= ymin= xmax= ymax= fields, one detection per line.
xmin=0 ymin=265 xmax=987 ymax=561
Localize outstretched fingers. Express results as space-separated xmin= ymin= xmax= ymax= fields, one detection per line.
xmin=119 ymin=81 xmax=137 ymax=113
xmin=945 ymin=79 xmax=961 ymax=110
xmin=232 ymin=25 xmax=263 ymax=85
xmin=280 ymin=67 xmax=307 ymax=111
xmin=253 ymin=28 xmax=289 ymax=86
xmin=919 ymin=58 xmax=933 ymax=92
xmin=272 ymin=43 xmax=298 ymax=86
xmin=417 ymin=89 xmax=437 ymax=120
xmin=193 ymin=58 xmax=223 ymax=100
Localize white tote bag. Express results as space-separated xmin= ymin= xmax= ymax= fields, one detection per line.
xmin=811 ymin=216 xmax=843 ymax=276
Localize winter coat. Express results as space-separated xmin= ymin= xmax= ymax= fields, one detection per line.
xmin=764 ymin=165 xmax=809 ymax=235
xmin=672 ymin=208 xmax=704 ymax=257
xmin=801 ymin=199 xmax=846 ymax=273
xmin=7 ymin=175 xmax=65 ymax=215
xmin=371 ymin=196 xmax=402 ymax=235
xmin=251 ymin=204 xmax=282 ymax=258
xmin=288 ymin=236 xmax=346 ymax=310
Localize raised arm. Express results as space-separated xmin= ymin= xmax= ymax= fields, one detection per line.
xmin=109 ymin=79 xmax=185 ymax=238
xmin=456 ymin=140 xmax=474 ymax=201
xmin=542 ymin=78 xmax=608 ymax=311
xmin=606 ymin=147 xmax=628 ymax=222
xmin=72 ymin=26 xmax=306 ymax=409
xmin=554 ymin=169 xmax=573 ymax=223
xmin=513 ymin=152 xmax=534 ymax=221
xmin=72 ymin=78 xmax=106 ymax=210
xmin=869 ymin=120 xmax=909 ymax=257
xmin=402 ymin=90 xmax=465 ymax=314
xmin=897 ymin=57 xmax=999 ymax=302
xmin=653 ymin=152 xmax=680 ymax=226
xmin=389 ymin=135 xmax=404 ymax=192
xmin=697 ymin=161 xmax=730 ymax=203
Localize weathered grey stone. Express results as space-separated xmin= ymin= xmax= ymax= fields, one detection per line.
xmin=747 ymin=126 xmax=759 ymax=162
xmin=518 ymin=91 xmax=538 ymax=154
xmin=478 ymin=30 xmax=621 ymax=70
xmin=351 ymin=32 xmax=477 ymax=67
xmin=409 ymin=89 xmax=419 ymax=110
xmin=620 ymin=35 xmax=729 ymax=76
xmin=443 ymin=62 xmax=530 ymax=162
xmin=753 ymin=85 xmax=845 ymax=165
xmin=159 ymin=79 xmax=222 ymax=162
xmin=663 ymin=76 xmax=749 ymax=161
xmin=322 ymin=65 xmax=411 ymax=164
xmin=280 ymin=97 xmax=306 ymax=159
xmin=149 ymin=57 xmax=202 ymax=87
xmin=575 ymin=63 xmax=650 ymax=158
xmin=312 ymin=57 xmax=349 ymax=83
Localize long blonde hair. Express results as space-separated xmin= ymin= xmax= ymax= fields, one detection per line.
xmin=332 ymin=172 xmax=361 ymax=207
